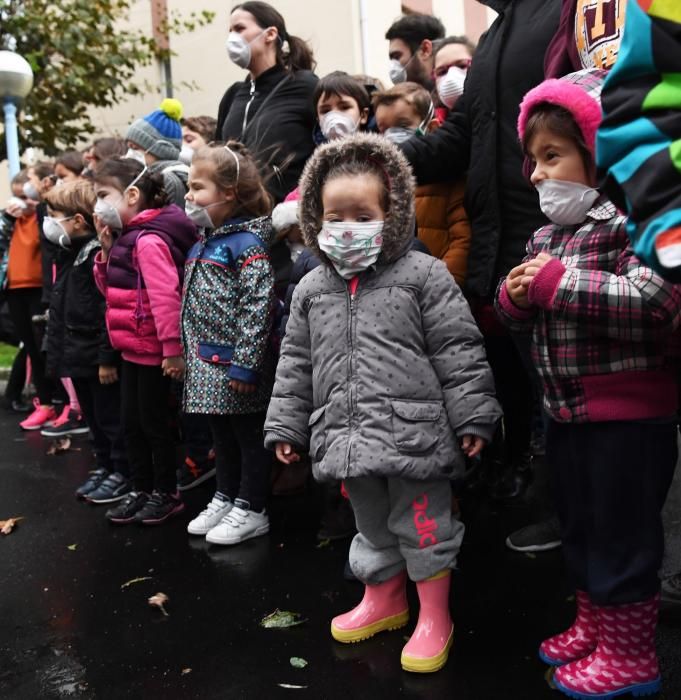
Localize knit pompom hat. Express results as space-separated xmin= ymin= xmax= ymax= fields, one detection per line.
xmin=517 ymin=69 xmax=608 ymax=157
xmin=126 ymin=98 xmax=183 ymax=161
xmin=271 ymin=188 xmax=300 ymax=232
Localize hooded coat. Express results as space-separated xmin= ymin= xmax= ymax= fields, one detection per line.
xmin=264 ymin=134 xmax=501 ymax=482
xmin=182 ymin=215 xmax=276 ymax=415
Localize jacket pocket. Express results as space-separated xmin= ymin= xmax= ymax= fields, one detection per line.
xmin=308 ymin=405 xmax=327 ymax=462
xmin=391 ymin=399 xmax=441 ymax=454
xmin=198 ymin=342 xmax=234 ymax=365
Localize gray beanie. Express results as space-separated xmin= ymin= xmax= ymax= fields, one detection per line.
xmin=126 ymin=98 xmax=183 ymax=161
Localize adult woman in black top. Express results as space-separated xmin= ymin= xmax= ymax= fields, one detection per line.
xmin=216 ymin=1 xmax=318 ymax=204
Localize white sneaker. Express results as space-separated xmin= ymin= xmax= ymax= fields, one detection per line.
xmin=187 ymin=496 xmax=233 ymax=536
xmin=205 ymin=506 xmax=269 ymax=545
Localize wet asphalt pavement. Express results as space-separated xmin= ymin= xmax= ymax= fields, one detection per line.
xmin=1 ymin=406 xmax=680 ymax=700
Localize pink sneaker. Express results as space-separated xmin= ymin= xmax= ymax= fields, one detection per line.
xmin=44 ymin=405 xmax=70 ymax=429
xmin=540 ymin=590 xmax=598 ymax=666
xmin=331 ymin=570 xmax=409 ymax=643
xmin=554 ymin=594 xmax=661 ymax=699
xmin=401 ymin=570 xmax=454 ymax=673
xmin=20 ymin=399 xmax=57 ymax=431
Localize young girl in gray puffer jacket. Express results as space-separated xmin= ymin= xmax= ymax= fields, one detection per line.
xmin=264 ymin=133 xmax=501 ymax=674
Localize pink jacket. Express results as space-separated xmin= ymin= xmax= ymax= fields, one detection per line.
xmin=94 ymin=206 xmax=197 ymax=365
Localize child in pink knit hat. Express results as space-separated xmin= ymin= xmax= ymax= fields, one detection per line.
xmin=495 ymin=69 xmax=681 ymax=700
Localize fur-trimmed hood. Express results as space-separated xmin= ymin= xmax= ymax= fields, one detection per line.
xmin=298 ymin=133 xmax=416 ymax=266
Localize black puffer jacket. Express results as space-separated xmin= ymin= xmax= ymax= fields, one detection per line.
xmin=401 ymin=0 xmax=561 ymax=299
xmin=46 ymin=234 xmax=118 ymax=378
xmin=216 ymin=65 xmax=318 ymax=203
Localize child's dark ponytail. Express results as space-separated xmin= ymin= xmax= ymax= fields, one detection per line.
xmin=93 ymin=158 xmax=169 ymax=209
xmin=232 ymin=2 xmax=316 ymax=72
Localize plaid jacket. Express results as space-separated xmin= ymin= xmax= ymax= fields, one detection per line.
xmin=495 ymin=197 xmax=681 ymax=423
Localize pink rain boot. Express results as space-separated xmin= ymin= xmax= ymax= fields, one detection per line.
xmin=331 ymin=570 xmax=409 ymax=643
xmin=540 ymin=591 xmax=598 ymax=666
xmin=554 ymin=594 xmax=661 ymax=699
xmin=401 ymin=570 xmax=454 ymax=673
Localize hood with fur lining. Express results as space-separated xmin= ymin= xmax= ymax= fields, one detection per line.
xmin=298 ymin=133 xmax=416 ymax=266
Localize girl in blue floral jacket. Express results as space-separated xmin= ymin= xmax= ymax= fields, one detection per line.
xmin=181 ymin=141 xmax=276 ymax=546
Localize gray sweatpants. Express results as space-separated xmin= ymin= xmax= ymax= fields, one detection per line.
xmin=344 ymin=477 xmax=464 ymax=584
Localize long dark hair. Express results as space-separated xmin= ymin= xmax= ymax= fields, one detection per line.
xmin=94 ymin=158 xmax=169 ymax=209
xmin=232 ymin=1 xmax=316 ymax=72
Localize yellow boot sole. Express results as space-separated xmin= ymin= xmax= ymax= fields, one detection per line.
xmin=401 ymin=626 xmax=454 ymax=673
xmin=331 ymin=610 xmax=409 ymax=644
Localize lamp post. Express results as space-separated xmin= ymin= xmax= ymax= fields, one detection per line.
xmin=0 ymin=50 xmax=34 ymax=180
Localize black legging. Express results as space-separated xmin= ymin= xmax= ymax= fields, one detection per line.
xmin=121 ymin=360 xmax=176 ymax=493
xmin=207 ymin=412 xmax=271 ymax=512
xmin=7 ymin=288 xmax=53 ymax=405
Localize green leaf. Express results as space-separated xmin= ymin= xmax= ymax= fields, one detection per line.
xmin=67 ymin=544 xmax=78 ymax=551
xmin=289 ymin=657 xmax=308 ymax=669
xmin=260 ymin=609 xmax=307 ymax=629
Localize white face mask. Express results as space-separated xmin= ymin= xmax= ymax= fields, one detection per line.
xmin=94 ymin=166 xmax=148 ymax=232
xmin=384 ymin=127 xmax=418 ymax=145
xmin=226 ymin=28 xmax=267 ymax=69
xmin=125 ymin=148 xmax=147 ymax=166
xmin=43 ymin=215 xmax=73 ymax=248
xmin=23 ymin=181 xmax=41 ymax=202
xmin=320 ymin=111 xmax=360 ymax=141
xmin=179 ymin=144 xmax=194 ymax=165
xmin=318 ymin=221 xmax=384 ymax=279
xmin=535 ymin=179 xmax=600 ymax=226
xmin=185 ymin=200 xmax=227 ymax=229
xmin=437 ymin=66 xmax=467 ymax=109
xmin=388 ymin=58 xmax=407 ymax=85
xmin=95 ymin=197 xmax=123 ymax=232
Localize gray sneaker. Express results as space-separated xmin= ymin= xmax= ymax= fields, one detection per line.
xmin=505 ymin=516 xmax=562 ymax=553
xmin=86 ymin=472 xmax=132 ymax=504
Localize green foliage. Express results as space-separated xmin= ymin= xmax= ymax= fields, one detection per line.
xmin=0 ymin=0 xmax=214 ymax=157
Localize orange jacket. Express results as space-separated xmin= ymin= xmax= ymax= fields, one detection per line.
xmin=415 ymin=180 xmax=471 ymax=287
xmin=7 ymin=213 xmax=42 ymax=289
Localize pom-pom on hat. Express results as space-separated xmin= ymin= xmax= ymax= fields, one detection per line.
xmin=517 ymin=69 xmax=607 ymax=157
xmin=271 ymin=188 xmax=300 ymax=232
xmin=126 ymin=98 xmax=184 ymax=161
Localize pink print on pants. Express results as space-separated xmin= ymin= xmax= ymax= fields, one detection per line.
xmin=413 ymin=494 xmax=439 ymax=548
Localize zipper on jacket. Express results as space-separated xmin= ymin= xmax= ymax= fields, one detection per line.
xmin=241 ymin=79 xmax=257 ymax=135
xmin=345 ymin=286 xmax=359 ymax=476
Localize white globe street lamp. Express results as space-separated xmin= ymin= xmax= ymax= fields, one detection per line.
xmin=0 ymin=50 xmax=34 ymax=180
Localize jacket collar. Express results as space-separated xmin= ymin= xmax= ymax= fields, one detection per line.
xmin=479 ymin=0 xmax=513 ymax=12
xmin=587 ymin=196 xmax=618 ymax=222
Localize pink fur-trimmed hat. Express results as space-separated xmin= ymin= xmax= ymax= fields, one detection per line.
xmin=517 ymin=69 xmax=608 ymax=156
xmin=271 ymin=187 xmax=300 ymax=232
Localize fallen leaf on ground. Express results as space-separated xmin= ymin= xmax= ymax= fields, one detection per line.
xmin=524 ymin=552 xmax=537 ymax=560
xmin=181 ymin=668 xmax=192 ymax=675
xmin=67 ymin=544 xmax=78 ymax=551
xmin=278 ymin=684 xmax=308 ymax=690
xmin=46 ymin=437 xmax=76 ymax=455
xmin=120 ymin=576 xmax=152 ymax=590
xmin=289 ymin=657 xmax=308 ymax=669
xmin=0 ymin=517 xmax=24 ymax=535
xmin=260 ymin=609 xmax=307 ymax=628
xmin=315 ymin=538 xmax=331 ymax=549
xmin=149 ymin=592 xmax=169 ymax=616
xmin=544 ymin=666 xmax=557 ymax=689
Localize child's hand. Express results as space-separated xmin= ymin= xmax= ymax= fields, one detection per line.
xmin=460 ymin=435 xmax=486 ymax=458
xmin=520 ymin=252 xmax=553 ymax=287
xmin=5 ymin=199 xmax=26 ymax=218
xmin=229 ymin=379 xmax=257 ymax=394
xmin=98 ymin=365 xmax=119 ymax=385
xmin=162 ymin=355 xmax=185 ymax=380
xmin=505 ymin=264 xmax=531 ymax=309
xmin=95 ymin=219 xmax=114 ymax=260
xmin=275 ymin=442 xmax=301 ymax=465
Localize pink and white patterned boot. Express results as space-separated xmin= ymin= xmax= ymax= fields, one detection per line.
xmin=540 ymin=591 xmax=598 ymax=666
xmin=331 ymin=570 xmax=409 ymax=643
xmin=554 ymin=594 xmax=661 ymax=699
